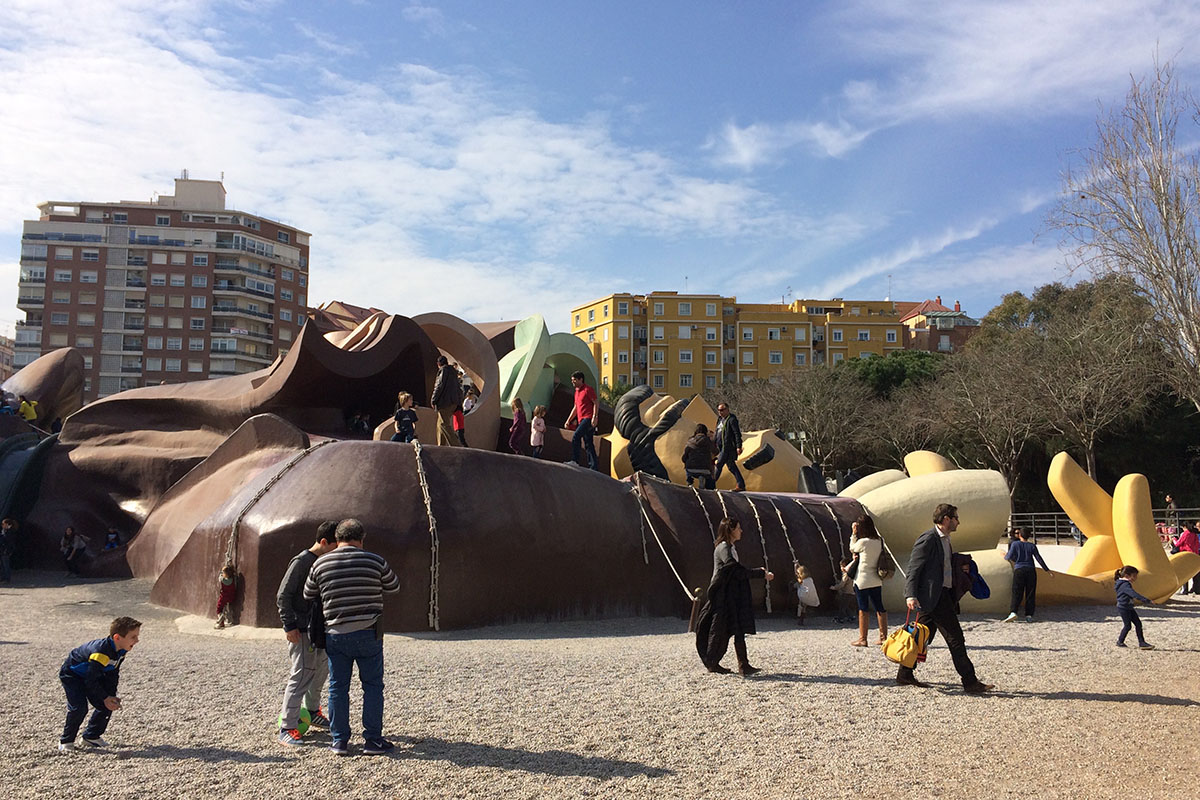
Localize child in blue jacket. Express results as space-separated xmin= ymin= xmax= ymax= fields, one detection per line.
xmin=58 ymin=616 xmax=142 ymax=751
xmin=1114 ymin=566 xmax=1154 ymax=650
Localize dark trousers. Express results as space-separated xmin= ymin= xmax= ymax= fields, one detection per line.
xmin=60 ymin=675 xmax=112 ymax=743
xmin=897 ymin=590 xmax=978 ymax=687
xmin=1117 ymin=607 xmax=1146 ymax=644
xmin=0 ymin=548 xmax=10 ymax=582
xmin=708 ymin=631 xmax=750 ymax=666
xmin=714 ymin=450 xmax=744 ymax=489
xmin=1010 ymin=567 xmax=1037 ymax=616
xmin=571 ymin=418 xmax=599 ymax=470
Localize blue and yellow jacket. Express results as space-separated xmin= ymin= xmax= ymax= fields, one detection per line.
xmin=60 ymin=637 xmax=127 ymax=707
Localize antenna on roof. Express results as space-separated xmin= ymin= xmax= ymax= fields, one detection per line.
xmin=684 ymin=275 xmax=688 ymax=293
xmin=887 ymin=274 xmax=892 ymax=302
xmin=181 ymin=168 xmax=189 ymax=180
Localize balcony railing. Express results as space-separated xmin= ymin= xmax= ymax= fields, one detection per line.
xmin=19 ymin=275 xmax=46 ymax=283
xmin=17 ymin=297 xmax=45 ymax=305
xmin=213 ymin=261 xmax=275 ymax=279
xmin=212 ymin=326 xmax=272 ymax=341
xmin=16 ymin=320 xmax=42 ymax=328
xmin=124 ymin=323 xmax=145 ymax=331
xmin=125 ymin=280 xmax=146 ymax=288
xmin=214 ymin=283 xmax=274 ymax=299
xmin=212 ymin=306 xmax=272 ymax=320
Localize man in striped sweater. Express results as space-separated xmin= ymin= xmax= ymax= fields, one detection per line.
xmin=303 ymin=518 xmax=400 ymax=756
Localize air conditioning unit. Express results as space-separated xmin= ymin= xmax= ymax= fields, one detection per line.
xmin=691 ymin=325 xmax=699 ymax=330
xmin=780 ymin=326 xmax=787 ymax=332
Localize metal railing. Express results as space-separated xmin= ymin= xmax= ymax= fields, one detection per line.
xmin=1008 ymin=507 xmax=1200 ymax=545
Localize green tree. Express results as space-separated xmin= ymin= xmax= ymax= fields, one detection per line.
xmin=840 ymin=349 xmax=946 ymax=399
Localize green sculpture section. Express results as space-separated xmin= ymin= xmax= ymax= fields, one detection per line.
xmin=497 ymin=315 xmax=598 ymax=419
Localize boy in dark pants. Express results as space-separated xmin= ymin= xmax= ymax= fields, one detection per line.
xmin=58 ymin=616 xmax=141 ymax=752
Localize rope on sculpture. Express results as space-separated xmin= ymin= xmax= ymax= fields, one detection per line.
xmin=791 ymin=497 xmax=840 ymax=578
xmin=637 ymin=499 xmax=649 ymax=564
xmin=746 ymin=497 xmax=772 ymax=613
xmin=413 ymin=440 xmax=441 ymax=631
xmin=691 ymin=484 xmax=717 ymax=542
xmin=717 ymin=490 xmax=729 ymax=520
xmin=632 ymin=486 xmax=696 ymax=601
xmin=767 ymin=497 xmax=799 ymax=566
xmin=224 ymin=439 xmax=335 ymax=573
xmin=822 ymin=501 xmax=849 ymax=561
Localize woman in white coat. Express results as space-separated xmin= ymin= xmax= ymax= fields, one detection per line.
xmin=848 ymin=513 xmax=888 ymax=647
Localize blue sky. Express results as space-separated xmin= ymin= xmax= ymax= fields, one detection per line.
xmin=3 ymin=0 xmax=1200 ymax=335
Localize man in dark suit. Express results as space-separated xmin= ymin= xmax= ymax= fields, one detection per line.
xmin=713 ymin=402 xmax=745 ymax=492
xmin=897 ymin=503 xmax=993 ymax=694
xmin=430 ymin=355 xmax=463 ymax=447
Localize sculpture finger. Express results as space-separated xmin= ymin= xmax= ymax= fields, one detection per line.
xmin=1066 ymin=535 xmax=1123 ymax=578
xmin=1112 ymin=473 xmax=1177 ymax=599
xmin=1048 ymin=452 xmax=1114 ymax=541
xmin=903 ymin=451 xmax=955 ymax=477
xmin=840 ymin=469 xmax=906 ymax=499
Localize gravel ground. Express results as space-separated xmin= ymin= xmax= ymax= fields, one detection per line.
xmin=3 ymin=572 xmax=1198 ymax=799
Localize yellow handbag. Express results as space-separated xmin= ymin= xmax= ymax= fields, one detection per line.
xmin=881 ymin=611 xmax=930 ymax=668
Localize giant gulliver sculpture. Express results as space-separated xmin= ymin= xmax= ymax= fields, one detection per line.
xmin=2 ymin=309 xmax=1195 ymax=631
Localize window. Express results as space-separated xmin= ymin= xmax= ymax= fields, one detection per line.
xmin=280 ymin=309 xmax=293 ymax=322
xmin=618 ymin=301 xmax=629 ymax=315
xmin=860 ymin=352 xmax=874 ymax=359
xmin=769 ymin=351 xmax=783 ymax=364
xmin=653 ymin=374 xmax=664 ymax=389
xmin=277 ymin=231 xmax=290 ymax=243
xmin=652 ymin=325 xmax=664 ymax=340
xmin=77 ymin=312 xmax=95 ymax=326
xmin=679 ymin=350 xmax=693 ymax=363
xmin=832 ymin=329 xmax=843 ymax=342
xmin=603 ymin=304 xmax=609 ymax=318
xmin=113 ymin=212 xmax=128 ymax=224
xmin=814 ymin=330 xmax=824 ymax=342
xmin=795 ymin=328 xmax=806 ymax=342
xmin=168 ymin=317 xmax=183 ymax=329
xmin=52 ymin=290 xmax=71 ymax=304
xmin=170 ymin=274 xmax=185 ymax=286
xmin=587 ymin=333 xmax=595 ymax=343
xmin=652 ymin=350 xmax=665 ymax=364
xmin=75 ymin=335 xmax=93 ymax=348
xmin=281 ymin=269 xmax=293 ymax=281
xmin=857 ymin=330 xmax=870 ymax=341
xmin=153 ymin=252 xmax=167 ymax=265
xmin=280 ymin=328 xmax=293 ymax=341
xmin=156 ymin=215 xmax=170 ymax=226
xmin=794 ymin=352 xmax=807 ymax=366
xmin=679 ymin=374 xmax=693 ymax=388
xmin=189 ymin=338 xmax=205 ymax=351
xmin=726 ymin=325 xmax=736 ymax=340
xmin=190 ymin=318 xmax=205 ymax=330
xmin=281 ymin=289 xmax=293 ymax=301
xmin=886 ymin=330 xmax=897 ymax=343
xmin=191 ymin=296 xmax=207 ymax=309
xmin=169 ymin=296 xmax=184 ymax=308
xmin=832 ymin=352 xmax=844 ymax=363
xmin=851 ymin=307 xmax=861 ymax=315
xmin=705 ymin=375 xmax=717 ymax=389
xmin=742 ymin=327 xmax=753 ymax=341
xmin=679 ymin=302 xmax=691 ymax=316
xmin=151 ymin=274 xmax=166 ymax=286
xmin=706 ymin=303 xmax=717 ymax=316
xmin=171 ymin=252 xmax=186 ymax=265
xmin=768 ymin=328 xmax=780 ymax=340
xmin=54 ymin=269 xmax=72 ymax=282
xmin=189 ymin=360 xmax=204 ymax=373
xmin=82 ymin=250 xmax=99 ymax=262
xmin=50 ymin=312 xmax=69 ymax=325
xmin=149 ymin=295 xmax=165 ymax=307
xmin=146 ymin=358 xmax=162 ymax=372
xmin=55 ymin=247 xmax=73 ymax=260
xmin=587 ymin=309 xmax=595 ymax=323
xmin=83 ymin=357 xmax=93 ymax=370
xmin=165 ymin=358 xmax=181 ymax=372
xmin=617 ymin=325 xmax=629 ymax=339
xmin=298 ymin=274 xmax=306 ymax=288
xmin=705 ymin=351 xmax=717 ymax=364
xmin=166 ymin=337 xmax=182 ymax=351
xmin=192 ymin=275 xmax=208 ymax=287
xmin=574 ymin=314 xmax=580 ymax=327
xmin=706 ymin=327 xmax=717 ymax=341
xmin=617 ymin=351 xmax=629 ymax=363
xmin=78 ymin=291 xmax=96 ymax=305
xmin=48 ymin=333 xmax=68 ymax=347
xmin=602 ymin=329 xmax=609 ymax=341
xmin=148 ymin=337 xmax=163 ymax=350
xmin=80 ymin=270 xmax=97 ymax=283
xmin=743 ymin=351 xmax=754 ymax=365
xmin=148 ymin=315 xmax=164 ymax=328
xmin=649 ymin=302 xmax=662 ymax=316
xmin=602 ymin=352 xmax=609 ymax=366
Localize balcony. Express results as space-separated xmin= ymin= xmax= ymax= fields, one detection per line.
xmin=17 ymin=296 xmax=45 ymax=307
xmin=124 ymin=299 xmax=146 ymax=310
xmin=16 ymin=319 xmax=42 ymax=328
xmin=213 ymin=260 xmax=275 ymax=279
xmin=212 ymin=305 xmax=272 ymax=320
xmin=19 ymin=275 xmax=45 ymax=284
xmin=125 ymin=279 xmax=146 ymax=288
xmin=214 ymin=282 xmax=274 ymax=300
xmin=127 ymin=257 xmax=148 ymax=266
xmin=122 ymin=344 xmax=143 ymax=352
xmin=212 ymin=326 xmax=272 ymax=341
xmin=120 ymin=364 xmax=142 ymax=374
xmin=123 ymin=322 xmax=145 ymax=331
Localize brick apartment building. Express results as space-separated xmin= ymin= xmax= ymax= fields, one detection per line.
xmin=15 ymin=176 xmax=310 ymax=401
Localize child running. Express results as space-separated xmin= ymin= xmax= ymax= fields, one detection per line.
xmin=1114 ymin=566 xmax=1155 ymax=650
xmin=58 ymin=616 xmax=141 ymax=752
xmin=530 ymin=405 xmax=547 ymax=458
xmin=390 ymin=392 xmax=418 ymax=443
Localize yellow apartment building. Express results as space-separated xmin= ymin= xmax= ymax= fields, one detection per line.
xmin=570 ymin=292 xmax=905 ymax=392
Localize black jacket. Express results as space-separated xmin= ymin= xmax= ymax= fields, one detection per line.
xmin=905 ymin=527 xmax=956 ymax=611
xmin=716 ymin=413 xmax=742 ymax=455
xmin=682 ymin=433 xmax=718 ymax=473
xmin=430 ymin=364 xmax=463 ymax=410
xmin=277 ymin=549 xmax=318 ymax=633
xmin=695 ymin=542 xmax=763 ymax=664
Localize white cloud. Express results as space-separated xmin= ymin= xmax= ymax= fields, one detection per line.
xmin=0 ymin=1 xmax=859 ymax=331
xmin=706 ymin=119 xmax=874 ymax=167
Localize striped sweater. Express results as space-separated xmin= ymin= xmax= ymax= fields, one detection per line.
xmin=303 ymin=545 xmax=400 ymax=634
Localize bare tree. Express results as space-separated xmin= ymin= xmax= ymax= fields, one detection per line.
xmin=1055 ymin=59 xmax=1200 ymax=412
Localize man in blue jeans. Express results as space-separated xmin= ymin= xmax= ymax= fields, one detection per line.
xmin=565 ymin=371 xmax=601 ymax=470
xmin=304 ymin=519 xmax=400 ymax=756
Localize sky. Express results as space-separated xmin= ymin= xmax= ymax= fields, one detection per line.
xmin=3 ymin=0 xmax=1200 ymax=336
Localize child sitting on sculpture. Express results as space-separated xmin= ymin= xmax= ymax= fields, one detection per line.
xmin=58 ymin=616 xmax=141 ymax=752
xmin=390 ymin=391 xmax=418 ymax=443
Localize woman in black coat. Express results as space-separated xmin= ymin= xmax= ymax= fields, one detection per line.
xmin=694 ymin=517 xmax=774 ymax=675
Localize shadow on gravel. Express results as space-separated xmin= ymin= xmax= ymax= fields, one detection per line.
xmin=0 ymin=640 xmax=28 ymax=645
xmin=968 ymin=644 xmax=1068 ymax=652
xmin=393 ymin=736 xmax=673 ymax=778
xmin=114 ymin=745 xmax=290 ymax=763
xmin=1002 ymin=690 xmax=1199 ymax=707
xmin=752 ymin=673 xmax=894 ymax=687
